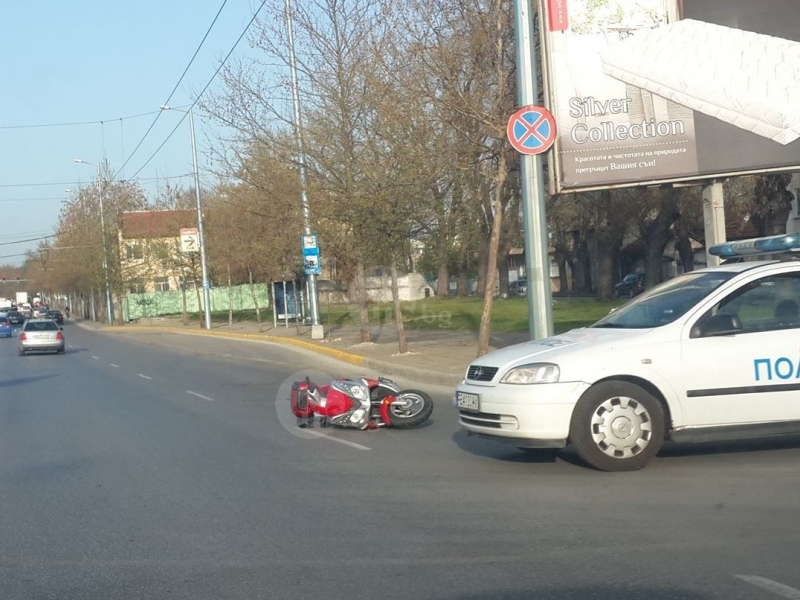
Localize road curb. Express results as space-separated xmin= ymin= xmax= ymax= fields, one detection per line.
xmin=106 ymin=325 xmax=368 ymax=365
xmin=98 ymin=325 xmax=462 ymax=388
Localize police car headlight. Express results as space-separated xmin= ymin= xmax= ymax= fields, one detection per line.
xmin=501 ymin=363 xmax=560 ymax=384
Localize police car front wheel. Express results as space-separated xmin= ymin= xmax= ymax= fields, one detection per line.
xmin=569 ymin=381 xmax=665 ymax=472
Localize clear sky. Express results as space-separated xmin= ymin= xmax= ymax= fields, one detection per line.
xmin=0 ymin=1 xmax=271 ymax=266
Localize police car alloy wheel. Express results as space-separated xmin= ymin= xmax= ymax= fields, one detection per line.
xmin=569 ymin=381 xmax=665 ymax=472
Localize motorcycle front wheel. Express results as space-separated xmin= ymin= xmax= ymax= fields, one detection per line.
xmin=388 ymin=390 xmax=433 ymax=429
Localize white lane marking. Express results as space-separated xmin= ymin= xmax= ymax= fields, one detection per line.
xmin=736 ymin=575 xmax=800 ymax=599
xmin=138 ymin=374 xmax=152 ymax=380
xmin=110 ymin=364 xmax=119 ymax=368
xmin=300 ymin=429 xmax=371 ymax=450
xmin=92 ymin=356 xmax=99 ymax=360
xmin=186 ymin=390 xmax=215 ymax=402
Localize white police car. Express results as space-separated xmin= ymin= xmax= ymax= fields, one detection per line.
xmin=456 ymin=234 xmax=800 ymax=471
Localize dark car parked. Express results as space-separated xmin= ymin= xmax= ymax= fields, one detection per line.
xmin=7 ymin=311 xmax=25 ymax=326
xmin=509 ymin=279 xmax=527 ymax=298
xmin=614 ymin=273 xmax=645 ymax=298
xmin=46 ymin=310 xmax=64 ymax=325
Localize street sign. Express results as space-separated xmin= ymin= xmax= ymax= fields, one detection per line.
xmin=181 ymin=228 xmax=199 ymax=253
xmin=304 ymin=255 xmax=321 ymax=275
xmin=507 ymin=105 xmax=557 ymax=155
xmin=302 ymin=233 xmax=321 ymax=275
xmin=302 ymin=234 xmax=319 ymax=252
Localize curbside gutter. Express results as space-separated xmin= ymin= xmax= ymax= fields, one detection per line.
xmin=96 ymin=324 xmax=463 ymax=388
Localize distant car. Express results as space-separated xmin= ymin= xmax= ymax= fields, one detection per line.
xmin=613 ymin=273 xmax=645 ymax=298
xmin=33 ymin=305 xmax=49 ymax=318
xmin=18 ymin=319 xmax=65 ymax=355
xmin=7 ymin=311 xmax=24 ymax=326
xmin=0 ymin=316 xmax=11 ymax=338
xmin=46 ymin=310 xmax=64 ymax=325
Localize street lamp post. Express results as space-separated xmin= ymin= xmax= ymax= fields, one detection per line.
xmin=74 ymin=159 xmax=114 ymax=325
xmin=285 ymin=0 xmax=323 ymax=340
xmin=159 ymin=105 xmax=212 ymax=330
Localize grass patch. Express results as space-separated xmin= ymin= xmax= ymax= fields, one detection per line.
xmin=205 ymin=297 xmax=624 ymax=334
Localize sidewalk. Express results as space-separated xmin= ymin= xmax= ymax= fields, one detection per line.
xmin=79 ymin=316 xmax=532 ymax=387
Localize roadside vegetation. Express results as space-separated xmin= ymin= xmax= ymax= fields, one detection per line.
xmin=194 ymin=296 xmax=624 ymax=334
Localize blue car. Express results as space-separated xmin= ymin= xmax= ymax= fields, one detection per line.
xmin=0 ymin=316 xmax=12 ymax=338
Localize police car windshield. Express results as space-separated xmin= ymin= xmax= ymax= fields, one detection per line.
xmin=593 ymin=271 xmax=736 ymax=329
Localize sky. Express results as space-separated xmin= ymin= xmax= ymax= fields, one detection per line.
xmin=0 ymin=1 xmax=276 ymax=266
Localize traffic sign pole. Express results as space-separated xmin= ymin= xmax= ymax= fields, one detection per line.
xmin=507 ymin=106 xmax=556 ymax=155
xmin=513 ymin=0 xmax=554 ymax=340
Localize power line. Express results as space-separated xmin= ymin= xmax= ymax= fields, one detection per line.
xmin=0 ymin=230 xmax=54 ymax=239
xmin=0 ymin=181 xmax=86 ymax=189
xmin=0 ymin=109 xmax=164 ymax=130
xmin=0 ymin=242 xmax=100 ymax=262
xmin=125 ymin=0 xmax=268 ymax=182
xmin=0 ymin=197 xmax=63 ymax=203
xmin=0 ymin=173 xmax=193 ymax=189
xmin=111 ymin=0 xmax=231 ymax=182
xmin=0 ymin=234 xmax=54 ymax=247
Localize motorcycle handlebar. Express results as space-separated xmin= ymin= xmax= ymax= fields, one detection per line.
xmin=305 ymin=376 xmax=317 ymax=393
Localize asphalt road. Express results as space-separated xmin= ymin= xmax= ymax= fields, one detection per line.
xmin=1 ymin=322 xmax=800 ymax=599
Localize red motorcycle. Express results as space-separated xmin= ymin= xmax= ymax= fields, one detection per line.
xmin=290 ymin=375 xmax=433 ymax=430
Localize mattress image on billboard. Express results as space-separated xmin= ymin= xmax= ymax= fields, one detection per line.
xmin=600 ymin=19 xmax=800 ymax=146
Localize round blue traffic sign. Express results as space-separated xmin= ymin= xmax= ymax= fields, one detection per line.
xmin=507 ymin=105 xmax=557 ymax=155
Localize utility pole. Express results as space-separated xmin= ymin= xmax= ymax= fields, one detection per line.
xmin=285 ymin=0 xmax=323 ymax=340
xmin=513 ymin=0 xmax=553 ymax=339
xmin=160 ymin=105 xmax=213 ymax=330
xmin=189 ymin=108 xmax=213 ymax=330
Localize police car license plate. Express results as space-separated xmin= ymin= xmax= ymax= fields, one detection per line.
xmin=456 ymin=391 xmax=480 ymax=412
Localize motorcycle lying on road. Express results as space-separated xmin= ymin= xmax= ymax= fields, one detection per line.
xmin=290 ymin=375 xmax=433 ymax=430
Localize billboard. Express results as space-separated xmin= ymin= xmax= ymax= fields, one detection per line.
xmin=539 ymin=0 xmax=800 ymax=193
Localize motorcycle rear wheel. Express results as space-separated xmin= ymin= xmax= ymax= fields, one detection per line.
xmin=388 ymin=390 xmax=433 ymax=429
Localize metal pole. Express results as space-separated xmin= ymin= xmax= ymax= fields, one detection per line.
xmin=285 ymin=0 xmax=323 ymax=340
xmin=189 ymin=108 xmax=213 ymax=330
xmin=514 ymin=0 xmax=553 ymax=339
xmin=702 ymin=182 xmax=726 ymax=268
xmin=97 ymin=167 xmax=114 ymax=325
xmin=283 ymin=280 xmax=289 ymax=328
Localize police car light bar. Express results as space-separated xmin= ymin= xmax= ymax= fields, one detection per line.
xmin=708 ymin=233 xmax=800 ymax=258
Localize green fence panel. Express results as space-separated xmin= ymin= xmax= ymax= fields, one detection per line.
xmin=123 ymin=284 xmax=271 ymax=321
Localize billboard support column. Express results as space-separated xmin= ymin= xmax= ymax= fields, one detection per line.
xmin=514 ymin=0 xmax=553 ymax=340
xmin=703 ymin=183 xmax=726 ymax=268
xmin=787 ymin=174 xmax=800 ymax=234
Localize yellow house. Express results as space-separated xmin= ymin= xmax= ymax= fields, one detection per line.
xmin=119 ymin=210 xmax=198 ymax=293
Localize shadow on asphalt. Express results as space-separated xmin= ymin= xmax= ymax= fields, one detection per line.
xmin=440 ymin=587 xmax=709 ymax=599
xmin=452 ymin=428 xmax=800 ymax=470
xmin=450 ymin=430 xmax=579 ymax=466
xmin=0 ymin=374 xmax=59 ymax=388
xmin=658 ymin=435 xmax=800 ymax=460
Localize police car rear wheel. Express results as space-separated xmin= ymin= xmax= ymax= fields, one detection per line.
xmin=570 ymin=381 xmax=665 ymax=472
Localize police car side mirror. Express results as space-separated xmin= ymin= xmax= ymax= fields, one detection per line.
xmin=690 ymin=313 xmax=742 ymax=338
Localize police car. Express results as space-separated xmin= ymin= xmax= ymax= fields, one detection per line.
xmin=455 ymin=234 xmax=800 ymax=471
